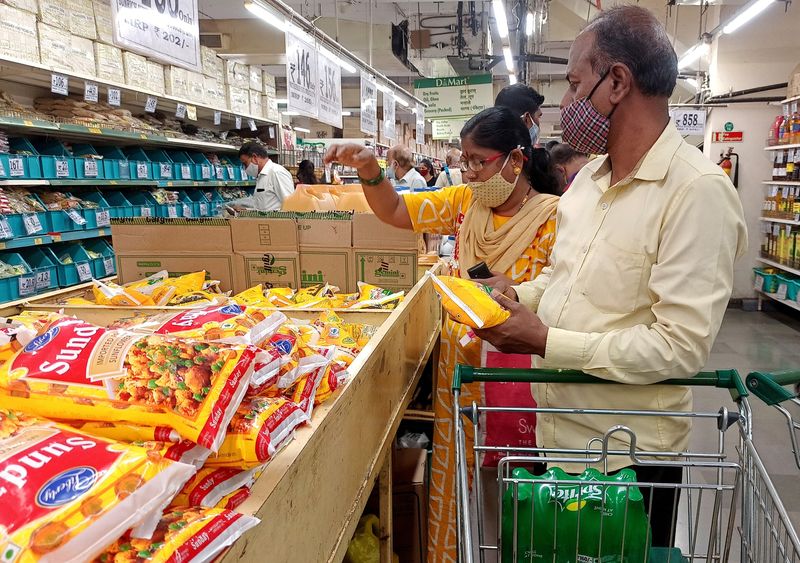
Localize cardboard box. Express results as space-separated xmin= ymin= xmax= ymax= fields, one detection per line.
xmin=392 ymin=448 xmax=428 ymax=563
xmin=0 ymin=5 xmax=40 ymax=64
xmin=69 ymin=0 xmax=97 ymax=40
xmin=146 ymin=60 xmax=166 ymax=94
xmin=249 ymin=90 xmax=264 ymax=118
xmin=230 ymin=217 xmax=300 ymax=291
xmin=234 ymin=252 xmax=300 ymax=291
xmin=300 ymin=248 xmax=354 ymax=292
xmin=263 ymin=72 xmax=276 ymax=91
xmin=94 ymin=42 xmax=124 ymax=83
xmin=354 ymin=250 xmax=419 ymax=290
xmin=165 ymin=65 xmax=189 ymax=98
xmin=2 ymin=0 xmax=37 ymax=13
xmin=187 ymin=71 xmax=206 ymax=105
xmin=38 ymin=22 xmax=70 ymax=70
xmin=789 ymin=63 xmax=800 ymax=99
xmin=201 ymin=46 xmax=224 ymax=79
xmin=38 ymin=0 xmax=68 ymax=30
xmin=353 ymin=213 xmax=422 ymax=251
xmin=297 ymin=216 xmax=352 ymax=248
xmin=227 ymin=85 xmax=250 ymax=115
xmin=224 ymin=60 xmax=250 ymax=89
xmin=249 ymin=66 xmax=263 ymax=92
xmin=92 ymin=0 xmax=114 ymax=44
xmin=204 ymin=76 xmax=226 ymax=109
xmin=123 ymin=51 xmax=149 ymax=90
xmin=263 ymin=94 xmax=280 ymax=121
xmin=69 ymin=35 xmax=96 ymax=77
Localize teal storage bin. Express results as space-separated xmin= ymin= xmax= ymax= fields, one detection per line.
xmin=69 ymin=144 xmax=105 ymax=180
xmin=204 ymin=190 xmax=225 ymax=216
xmin=49 ymin=244 xmax=94 ymax=287
xmin=31 ymin=138 xmax=76 ymax=180
xmin=188 ymin=152 xmax=212 ymax=181
xmin=169 ymin=151 xmax=197 ymax=181
xmin=0 ymin=252 xmax=34 ymax=301
xmin=754 ymin=268 xmax=781 ymax=294
xmin=145 ymin=149 xmax=175 ymax=180
xmin=76 ymin=192 xmax=112 ymax=229
xmin=98 ymin=146 xmax=131 ymax=180
xmin=20 ymin=247 xmax=58 ymax=294
xmin=154 ymin=199 xmax=182 ymax=218
xmin=0 ymin=153 xmax=42 ymax=179
xmin=776 ymin=275 xmax=800 ymax=301
xmin=175 ymin=191 xmax=197 ymax=218
xmin=104 ymin=191 xmax=135 ymax=218
xmin=126 ymin=191 xmax=157 ymax=218
xmin=184 ymin=189 xmax=210 ymax=216
xmin=5 ymin=211 xmax=49 ymax=238
xmin=83 ymin=239 xmax=116 ymax=278
xmin=45 ymin=202 xmax=87 ymax=233
xmin=123 ymin=148 xmax=153 ymax=180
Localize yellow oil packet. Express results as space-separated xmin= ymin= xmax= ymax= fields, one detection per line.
xmin=430 ymin=274 xmax=510 ymax=329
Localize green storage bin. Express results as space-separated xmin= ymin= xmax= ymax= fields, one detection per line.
xmin=19 ymin=247 xmax=58 ymax=294
xmin=48 ymin=244 xmax=94 ymax=287
xmin=0 ymin=252 xmax=34 ymax=301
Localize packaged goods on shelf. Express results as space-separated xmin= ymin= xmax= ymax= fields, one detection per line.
xmin=69 ymin=35 xmax=97 ymax=77
xmin=122 ymin=51 xmax=149 ymax=90
xmin=68 ymin=0 xmax=97 ymax=40
xmin=165 ymin=65 xmax=190 ymax=98
xmin=225 ymin=60 xmax=250 ymax=90
xmin=0 ymin=129 xmax=8 ymax=152
xmin=187 ymin=71 xmax=206 ymax=106
xmin=250 ymin=90 xmax=264 ymax=118
xmin=38 ymin=0 xmax=68 ymax=30
xmin=263 ymin=94 xmax=280 ymax=121
xmin=33 ymin=97 xmax=156 ymax=129
xmin=0 ymin=259 xmax=27 ymax=278
xmin=263 ymin=72 xmax=276 ymax=91
xmin=0 ymin=90 xmax=42 ymax=120
xmin=0 ymin=187 xmax=46 ymax=214
xmin=93 ymin=42 xmax=125 ymax=83
xmin=0 ymin=4 xmax=40 ymax=64
xmin=227 ymin=86 xmax=250 ymax=116
xmin=146 ymin=59 xmax=166 ymax=94
xmin=1 ymin=0 xmax=37 ymax=13
xmin=37 ymin=22 xmax=71 ymax=71
xmin=249 ymin=66 xmax=263 ymax=93
xmin=201 ymin=45 xmax=224 ymax=80
xmin=204 ymin=75 xmax=227 ymax=109
xmin=761 ymin=223 xmax=800 ymax=269
xmin=168 ymin=466 xmax=261 ymax=509
xmin=92 ymin=0 xmax=113 ymax=44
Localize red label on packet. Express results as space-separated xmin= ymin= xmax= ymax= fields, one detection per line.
xmin=165 ymin=510 xmax=244 ymax=563
xmin=154 ymin=304 xmax=247 ymax=334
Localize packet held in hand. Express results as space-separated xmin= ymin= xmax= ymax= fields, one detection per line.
xmin=430 ymin=273 xmax=510 ymax=329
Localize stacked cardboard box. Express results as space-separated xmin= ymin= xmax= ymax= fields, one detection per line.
xmin=0 ymin=4 xmax=40 ymax=64
xmin=187 ymin=71 xmax=206 ymax=105
xmin=165 ymin=65 xmax=189 ymax=98
xmin=225 ymin=61 xmax=250 ymax=90
xmin=92 ymin=0 xmax=114 ymax=44
xmin=231 ymin=217 xmax=300 ymax=290
xmin=146 ymin=60 xmax=166 ymax=95
xmin=250 ymin=91 xmax=264 ymax=118
xmin=69 ymin=35 xmax=97 ymax=77
xmin=297 ymin=215 xmax=354 ymax=292
xmin=69 ymin=0 xmax=97 ymax=40
xmin=392 ymin=448 xmax=428 ymax=563
xmin=249 ymin=66 xmax=263 ymax=93
xmin=201 ymin=46 xmax=224 ymax=79
xmin=38 ymin=0 xmax=68 ymax=30
xmin=227 ymin=86 xmax=250 ymax=116
xmin=122 ymin=51 xmax=149 ymax=90
xmin=38 ymin=22 xmax=71 ymax=71
xmin=94 ymin=42 xmax=124 ymax=83
xmin=2 ymin=0 xmax=38 ymax=12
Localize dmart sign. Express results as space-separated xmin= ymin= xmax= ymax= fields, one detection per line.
xmin=414 ymin=75 xmax=493 ymax=119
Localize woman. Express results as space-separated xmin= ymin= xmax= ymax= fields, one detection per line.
xmin=418 ymin=158 xmax=437 ymax=187
xmin=549 ymin=142 xmax=590 ymax=192
xmin=296 ymin=159 xmax=318 ymax=185
xmin=324 ymin=106 xmax=560 ymax=562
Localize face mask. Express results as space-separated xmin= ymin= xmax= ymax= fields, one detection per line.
xmin=468 ymin=152 xmax=520 ymax=208
xmin=561 ymin=72 xmax=614 ymax=155
xmin=386 ymin=164 xmax=396 ymax=181
xmin=245 ymin=162 xmax=260 ymax=177
xmin=528 ymin=121 xmax=540 ymax=146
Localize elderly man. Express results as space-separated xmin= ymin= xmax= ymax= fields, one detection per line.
xmin=479 ymin=5 xmax=747 ymax=546
xmin=386 ymin=145 xmax=427 ymax=191
xmin=435 ymin=148 xmax=464 ymax=187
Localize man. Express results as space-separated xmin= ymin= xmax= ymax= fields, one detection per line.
xmin=387 ymin=145 xmax=427 ymax=191
xmin=495 ymin=83 xmax=545 ymax=145
xmin=238 ymin=141 xmax=294 ymax=211
xmin=477 ymin=5 xmax=747 ymax=546
xmin=435 ymin=148 xmax=464 ymax=187
xmin=549 ymin=142 xmax=590 ymax=192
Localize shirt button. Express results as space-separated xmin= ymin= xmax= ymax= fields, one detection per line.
xmin=601 ymin=203 xmax=609 ymax=210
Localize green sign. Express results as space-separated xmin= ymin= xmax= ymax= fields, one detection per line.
xmin=413 ymin=74 xmax=494 ymax=119
xmin=724 ymin=121 xmax=734 ymax=132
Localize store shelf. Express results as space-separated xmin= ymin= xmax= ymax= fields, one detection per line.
xmin=52 ymin=228 xmax=111 ymax=242
xmin=765 ymin=144 xmax=800 ymax=151
xmin=0 ymin=227 xmax=110 ymax=250
xmin=758 ymin=257 xmax=800 ymax=277
xmin=782 ymin=94 xmax=800 ymax=105
xmin=159 ymin=180 xmax=254 ymax=188
xmin=760 ymin=217 xmax=800 ymax=226
xmin=756 ymin=289 xmax=800 ymax=313
xmin=0 ymin=178 xmax=251 ymax=188
xmin=763 ymin=180 xmax=800 ymax=186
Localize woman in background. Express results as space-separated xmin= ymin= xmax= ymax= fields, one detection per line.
xmin=418 ymin=158 xmax=437 ymax=187
xmin=296 ymin=159 xmax=318 ymax=185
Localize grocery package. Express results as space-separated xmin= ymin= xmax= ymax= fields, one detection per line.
xmin=231 ymin=281 xmax=403 ymax=310
xmin=430 ymin=274 xmax=510 ymax=329
xmin=62 ymin=420 xmax=182 ymax=443
xmin=217 ymin=487 xmax=252 ymax=510
xmin=129 ymin=440 xmax=211 ymax=469
xmin=0 ymin=409 xmax=195 ymax=563
xmin=169 ymin=466 xmax=260 ymax=509
xmin=95 ymin=508 xmax=259 ymax=563
xmin=0 ymin=317 xmax=256 ymax=451
xmin=38 ymin=191 xmax=83 ymax=210
xmin=33 ymin=97 xmax=156 ymax=130
xmin=501 ymin=466 xmax=651 ymax=563
xmin=0 ymin=260 xmax=26 ymax=279
xmin=0 ymin=188 xmax=46 ymax=214
xmin=64 ymin=271 xmax=223 ymax=308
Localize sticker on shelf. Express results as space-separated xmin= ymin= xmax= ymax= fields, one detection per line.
xmin=248 ymin=119 xmax=257 ymax=131
xmin=176 ymin=103 xmax=187 ymax=119
xmin=168 ymin=205 xmax=178 ymax=218
xmin=96 ymin=209 xmax=111 ymax=227
xmin=140 ymin=206 xmax=152 ymax=218
xmin=235 ymin=116 xmax=242 ymax=129
xmin=84 ymin=159 xmax=99 ymax=178
xmin=8 ymin=157 xmax=24 ymax=177
xmin=103 ymin=256 xmax=115 ymax=276
xmin=755 ymin=276 xmax=764 ymax=292
xmin=215 ymin=166 xmax=224 ymax=180
xmin=180 ymin=164 xmax=192 ymax=179
xmin=108 ymin=88 xmax=122 ymax=107
xmin=0 ymin=217 xmax=14 ymax=240
xmin=65 ymin=208 xmax=87 ymax=226
xmin=160 ymin=163 xmax=172 ymax=179
xmin=145 ymin=96 xmax=158 ymax=113
xmin=85 ymin=82 xmax=99 ymax=103
xmin=22 ymin=214 xmax=42 ymax=236
xmin=51 ymin=73 xmax=69 ymax=96
xmin=183 ymin=204 xmax=193 ymax=217
xmin=226 ymin=165 xmax=235 ymax=179
xmin=18 ymin=274 xmax=36 ymax=298
xmin=201 ymin=165 xmax=211 ymax=180
xmin=777 ymin=283 xmax=788 ymax=301
xmin=187 ymin=105 xmax=197 ymax=121
xmin=35 ymin=270 xmax=51 ymax=291
xmin=136 ymin=162 xmax=149 ymax=179
xmin=76 ymin=261 xmax=93 ymax=282
xmin=214 ymin=111 xmax=222 ymax=126
xmin=0 ymin=159 xmax=5 ymax=177
xmin=199 ymin=202 xmax=208 ymax=216
xmin=55 ymin=159 xmax=71 ymax=178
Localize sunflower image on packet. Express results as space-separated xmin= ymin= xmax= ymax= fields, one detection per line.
xmin=0 ymin=409 xmax=195 ymax=563
xmin=429 ymin=273 xmax=511 ymax=329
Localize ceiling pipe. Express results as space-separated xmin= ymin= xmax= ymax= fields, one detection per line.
xmin=705 ymin=82 xmax=788 ymax=101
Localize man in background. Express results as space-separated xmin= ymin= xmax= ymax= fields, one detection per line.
xmin=239 ymin=141 xmax=294 ymax=211
xmin=387 ymin=145 xmax=427 ymax=191
xmin=435 ymin=148 xmax=464 ymax=187
xmin=495 ymin=83 xmax=546 ymax=145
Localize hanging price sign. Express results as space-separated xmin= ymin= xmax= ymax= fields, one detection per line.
xmin=18 ymin=275 xmax=36 ymax=297
xmin=201 ymin=165 xmax=211 ymax=180
xmin=22 ymin=214 xmax=42 ymax=235
xmin=136 ymin=162 xmax=149 ymax=179
xmin=95 ymin=209 xmax=111 ymax=227
xmin=0 ymin=217 xmax=12 ymax=240
xmin=145 ymin=96 xmax=158 ymax=113
xmin=186 ymin=105 xmax=197 ymax=121
xmin=84 ymin=82 xmax=99 ymax=103
xmin=214 ymin=111 xmax=222 ymax=125
xmin=51 ymin=73 xmax=69 ymax=96
xmin=8 ymin=157 xmax=25 ymax=177
xmin=180 ymin=164 xmax=192 ymax=179
xmin=35 ymin=270 xmax=51 ymax=291
xmin=182 ymin=204 xmax=193 ymax=217
xmin=140 ymin=206 xmax=152 ymax=218
xmin=235 ymin=116 xmax=242 ymax=129
xmin=167 ymin=205 xmax=178 ymax=218
xmin=76 ymin=262 xmax=93 ymax=282
xmin=108 ymin=88 xmax=121 ymax=107
xmin=83 ymin=159 xmax=99 ymax=178
xmin=669 ymin=108 xmax=706 ymax=135
xmin=159 ymin=163 xmax=172 ymax=178
xmin=103 ymin=256 xmax=115 ymax=276
xmin=55 ymin=160 xmax=71 ymax=178
xmin=65 ymin=208 xmax=87 ymax=226
xmin=248 ymin=119 xmax=257 ymax=131
xmin=175 ymin=104 xmax=187 ymax=119
xmin=199 ymin=202 xmax=208 ymax=216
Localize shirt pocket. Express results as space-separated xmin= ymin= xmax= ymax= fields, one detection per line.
xmin=581 ymin=239 xmax=646 ymax=314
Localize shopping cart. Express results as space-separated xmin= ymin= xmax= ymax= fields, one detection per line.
xmin=452 ymin=365 xmax=800 ymax=563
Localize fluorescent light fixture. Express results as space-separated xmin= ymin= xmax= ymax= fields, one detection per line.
xmin=509 ymin=74 xmax=517 ymax=85
xmin=320 ymin=46 xmax=357 ymax=73
xmin=293 ymin=126 xmax=310 ymax=133
xmin=503 ymin=46 xmax=515 ymax=72
xmin=283 ymin=111 xmax=300 ymax=116
xmin=244 ymin=0 xmax=286 ymax=31
xmin=275 ymin=98 xmax=287 ymax=105
xmin=677 ymin=43 xmax=709 ymax=70
xmin=723 ymin=0 xmax=773 ymax=34
xmin=525 ymin=12 xmax=534 ymax=36
xmin=492 ymin=0 xmax=509 ymax=39
xmin=341 ymin=111 xmax=352 ymax=116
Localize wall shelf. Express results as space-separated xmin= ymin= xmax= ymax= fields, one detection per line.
xmin=761 ymin=217 xmax=800 ymax=226
xmin=762 ymin=180 xmax=800 ymax=186
xmin=764 ymin=144 xmax=800 ymax=151
xmin=0 ymin=227 xmax=110 ymax=250
xmin=758 ymin=257 xmax=800 ymax=277
xmin=756 ymin=289 xmax=800 ymax=313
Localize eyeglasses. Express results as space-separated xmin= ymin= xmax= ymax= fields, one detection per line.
xmin=458 ymin=152 xmax=506 ymax=172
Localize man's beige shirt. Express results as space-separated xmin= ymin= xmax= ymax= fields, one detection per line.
xmin=514 ymin=124 xmax=747 ymax=471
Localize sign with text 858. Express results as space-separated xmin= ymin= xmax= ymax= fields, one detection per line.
xmin=670 ymin=109 xmax=706 ymax=135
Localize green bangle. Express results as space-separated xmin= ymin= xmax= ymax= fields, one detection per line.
xmin=358 ymin=167 xmax=385 ymax=186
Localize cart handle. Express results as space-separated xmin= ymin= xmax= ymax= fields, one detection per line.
xmin=453 ymin=365 xmax=748 ymax=399
xmin=746 ymin=370 xmax=800 ymax=406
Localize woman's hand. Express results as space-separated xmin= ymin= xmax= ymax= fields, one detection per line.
xmin=324 ymin=143 xmax=381 ymax=178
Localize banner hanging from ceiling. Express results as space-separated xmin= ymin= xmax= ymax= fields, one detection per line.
xmin=382 ymin=92 xmax=396 ymax=141
xmin=360 ymin=73 xmax=378 ymax=136
xmin=415 ymin=104 xmax=425 ymax=145
xmin=286 ymin=27 xmax=318 ymax=118
xmin=413 ymin=74 xmax=493 ymax=119
xmin=317 ymin=50 xmax=343 ymax=128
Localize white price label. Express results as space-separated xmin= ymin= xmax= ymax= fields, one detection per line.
xmin=65 ymin=208 xmax=87 ymax=225
xmin=103 ymin=256 xmax=115 ymax=276
xmin=55 ymin=159 xmax=70 ymax=178
xmin=18 ymin=275 xmax=36 ymax=297
xmin=0 ymin=217 xmax=14 ymax=239
xmin=95 ymin=209 xmax=110 ymax=227
xmin=248 ymin=119 xmax=257 ymax=131
xmin=175 ymin=104 xmax=187 ymax=119
xmin=199 ymin=202 xmax=208 ymax=216
xmin=76 ymin=261 xmax=93 ymax=282
xmin=22 ymin=214 xmax=42 ymax=235
xmin=214 ymin=111 xmax=222 ymax=126
xmin=241 ymin=168 xmax=248 ymax=181
xmin=140 ymin=206 xmax=152 ymax=218
xmin=35 ymin=270 xmax=51 ymax=290
xmin=145 ymin=96 xmax=158 ymax=113
xmin=0 ymin=159 xmax=5 ymax=177
xmin=83 ymin=159 xmax=99 ymax=178
xmin=670 ymin=109 xmax=706 ymax=135
xmin=755 ymin=275 xmax=765 ymax=292
xmin=215 ymin=166 xmax=224 ymax=180
xmin=119 ymin=162 xmax=131 ymax=179
xmin=136 ymin=162 xmax=149 ymax=179
xmin=167 ymin=205 xmax=178 ymax=218
xmin=84 ymin=82 xmax=99 ymax=103
xmin=183 ymin=204 xmax=193 ymax=217
xmin=235 ymin=116 xmax=242 ymax=129
xmin=186 ymin=105 xmax=197 ymax=121
xmin=201 ymin=165 xmax=211 ymax=180
xmin=51 ymin=73 xmax=69 ymax=96
xmin=226 ymin=165 xmax=235 ymax=179
xmin=180 ymin=164 xmax=192 ymax=179
xmin=8 ymin=157 xmax=24 ymax=177
xmin=159 ymin=163 xmax=172 ymax=178
xmin=777 ymin=283 xmax=789 ymax=300
xmin=107 ymin=88 xmax=121 ymax=107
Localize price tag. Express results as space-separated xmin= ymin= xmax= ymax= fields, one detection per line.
xmin=176 ymin=104 xmax=187 ymax=119
xmin=55 ymin=159 xmax=70 ymax=178
xmin=182 ymin=204 xmax=193 ymax=218
xmin=777 ymin=282 xmax=789 ymax=300
xmin=136 ymin=162 xmax=149 ymax=179
xmin=235 ymin=116 xmax=242 ymax=129
xmin=145 ymin=96 xmax=158 ymax=113
xmin=215 ymin=166 xmax=224 ymax=180
xmin=107 ymin=88 xmax=121 ymax=107
xmin=199 ymin=202 xmax=208 ymax=216
xmin=755 ymin=275 xmax=765 ymax=292
xmin=167 ymin=205 xmax=178 ymax=218
xmin=140 ymin=206 xmax=152 ymax=218
xmin=792 ymin=101 xmax=798 ymax=114
xmin=201 ymin=165 xmax=211 ymax=180
xmin=84 ymin=82 xmax=99 ymax=103
xmin=35 ymin=270 xmax=51 ymax=291
xmin=241 ymin=168 xmax=248 ymax=181
xmin=0 ymin=159 xmax=5 ymax=177
xmin=248 ymin=119 xmax=257 ymax=131
xmin=65 ymin=208 xmax=87 ymax=226
xmin=669 ymin=108 xmax=706 ymax=135
xmin=119 ymin=162 xmax=131 ymax=179
xmin=187 ymin=105 xmax=197 ymax=121
xmin=8 ymin=157 xmax=24 ymax=177
xmin=226 ymin=165 xmax=235 ymax=179
xmin=103 ymin=256 xmax=115 ymax=276
xmin=76 ymin=262 xmax=93 ymax=282
xmin=83 ymin=159 xmax=99 ymax=178
xmin=214 ymin=111 xmax=222 ymax=126
xmin=51 ymin=73 xmax=69 ymax=96
xmin=23 ymin=214 xmax=42 ymax=235
xmin=18 ymin=275 xmax=36 ymax=297
xmin=95 ymin=209 xmax=110 ymax=227
xmin=159 ymin=163 xmax=172 ymax=179
xmin=0 ymin=217 xmax=14 ymax=240
xmin=180 ymin=164 xmax=192 ymax=179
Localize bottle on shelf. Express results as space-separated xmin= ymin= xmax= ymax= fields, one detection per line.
xmin=769 ymin=115 xmax=785 ymax=146
xmin=787 ymin=150 xmax=797 ymax=182
xmin=791 ymin=109 xmax=800 ymax=145
xmin=793 ymin=149 xmax=800 ymax=181
xmin=781 ymin=111 xmax=793 ymax=145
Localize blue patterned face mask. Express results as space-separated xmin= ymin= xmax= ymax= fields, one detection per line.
xmin=529 ymin=122 xmax=540 ymax=145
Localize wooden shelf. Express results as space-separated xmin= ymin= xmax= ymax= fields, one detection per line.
xmin=403 ymin=408 xmax=435 ymax=422
xmin=761 ymin=217 xmax=800 ymax=226
xmin=758 ymin=257 xmax=800 ymax=277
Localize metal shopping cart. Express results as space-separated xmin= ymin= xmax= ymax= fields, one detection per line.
xmin=452 ymin=365 xmax=800 ymax=563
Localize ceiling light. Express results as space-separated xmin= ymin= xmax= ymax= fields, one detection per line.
xmin=723 ymin=0 xmax=773 ymax=34
xmin=275 ymin=98 xmax=287 ymax=105
xmin=341 ymin=111 xmax=352 ymax=116
xmin=244 ymin=0 xmax=286 ymax=31
xmin=320 ymin=46 xmax=357 ymax=73
xmin=293 ymin=126 xmax=310 ymax=133
xmin=395 ymin=97 xmax=410 ymax=107
xmin=503 ymin=46 xmax=515 ymax=72
xmin=492 ymin=0 xmax=509 ymax=39
xmin=509 ymin=74 xmax=517 ymax=85
xmin=677 ymin=43 xmax=709 ymax=70
xmin=525 ymin=12 xmax=534 ymax=36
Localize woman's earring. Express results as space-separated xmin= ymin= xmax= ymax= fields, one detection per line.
xmin=513 ymin=166 xmax=522 ymax=175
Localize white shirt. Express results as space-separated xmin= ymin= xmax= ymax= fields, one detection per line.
xmin=394 ymin=167 xmax=428 ymax=191
xmin=253 ymin=159 xmax=295 ymax=211
xmin=435 ymin=167 xmax=463 ymax=187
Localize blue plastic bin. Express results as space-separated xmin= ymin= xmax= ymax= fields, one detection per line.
xmin=123 ymin=148 xmax=153 ymax=180
xmin=83 ymin=239 xmax=116 ymax=278
xmin=48 ymin=244 xmax=94 ymax=287
xmin=19 ymin=247 xmax=58 ymax=294
xmin=126 ymin=191 xmax=158 ymax=218
xmin=169 ymin=151 xmax=197 ymax=181
xmin=97 ymin=146 xmax=131 ymax=180
xmin=103 ymin=191 xmax=135 ymax=218
xmin=0 ymin=252 xmax=34 ymax=301
xmin=144 ymin=149 xmax=175 ymax=180
xmin=76 ymin=192 xmax=112 ymax=229
xmin=184 ymin=189 xmax=210 ymax=216
xmin=0 ymin=153 xmax=42 ymax=179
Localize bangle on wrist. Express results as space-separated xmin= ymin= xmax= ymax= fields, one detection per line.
xmin=358 ymin=167 xmax=385 ymax=186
